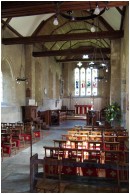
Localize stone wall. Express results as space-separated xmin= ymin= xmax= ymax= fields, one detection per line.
xmin=1 ymin=30 xmax=62 ymax=122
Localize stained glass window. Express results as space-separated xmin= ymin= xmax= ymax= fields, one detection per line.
xmin=74 ymin=67 xmax=98 ymax=96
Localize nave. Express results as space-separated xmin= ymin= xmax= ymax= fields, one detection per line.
xmin=1 ymin=120 xmax=128 ymax=193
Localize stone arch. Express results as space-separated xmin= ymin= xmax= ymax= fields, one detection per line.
xmin=1 ymin=57 xmax=15 ymax=104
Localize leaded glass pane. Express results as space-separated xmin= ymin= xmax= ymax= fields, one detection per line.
xmin=92 ymin=69 xmax=98 ymax=96
xmin=86 ymin=68 xmax=91 ymax=95
xmin=75 ymin=68 xmax=79 ymax=96
xmin=80 ymin=68 xmax=85 ymax=96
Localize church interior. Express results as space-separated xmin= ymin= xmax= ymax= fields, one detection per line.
xmin=1 ymin=1 xmax=129 ymax=193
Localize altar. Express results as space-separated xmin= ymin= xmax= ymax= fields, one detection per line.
xmin=75 ymin=105 xmax=92 ymax=115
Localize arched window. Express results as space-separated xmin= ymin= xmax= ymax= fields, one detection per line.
xmin=75 ymin=67 xmax=98 ymax=96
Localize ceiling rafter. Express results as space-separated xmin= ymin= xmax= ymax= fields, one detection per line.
xmin=32 ymin=47 xmax=110 ymax=57
xmin=31 ymin=14 xmax=55 ymax=36
xmin=2 ymin=17 xmax=12 ymax=30
xmin=1 ymin=19 xmax=23 ymax=37
xmin=2 ymin=30 xmax=124 ymax=45
xmin=116 ymin=7 xmax=124 ymax=15
xmin=31 ymin=20 xmax=45 ymax=37
xmin=2 ymin=1 xmax=128 ymax=18
xmin=56 ymin=58 xmax=110 ymax=63
xmin=98 ymin=16 xmax=114 ymax=31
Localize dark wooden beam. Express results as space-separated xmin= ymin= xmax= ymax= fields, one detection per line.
xmin=31 ymin=20 xmax=45 ymax=37
xmin=120 ymin=7 xmax=126 ymax=30
xmin=2 ymin=1 xmax=128 ymax=18
xmin=32 ymin=47 xmax=111 ymax=57
xmin=1 ymin=20 xmax=23 ymax=37
xmin=116 ymin=7 xmax=124 ymax=15
xmin=31 ymin=15 xmax=55 ymax=36
xmin=2 ymin=17 xmax=12 ymax=30
xmin=56 ymin=58 xmax=110 ymax=63
xmin=2 ymin=30 xmax=124 ymax=45
xmin=98 ymin=16 xmax=114 ymax=31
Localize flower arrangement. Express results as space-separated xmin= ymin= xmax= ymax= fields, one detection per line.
xmin=105 ymin=102 xmax=121 ymax=124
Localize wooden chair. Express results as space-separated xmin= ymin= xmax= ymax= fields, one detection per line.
xmin=2 ymin=134 xmax=17 ymax=156
xmin=88 ymin=141 xmax=103 ymax=150
xmin=103 ymin=141 xmax=120 ymax=151
xmin=104 ymin=150 xmax=121 ymax=163
xmin=80 ymin=159 xmax=98 ymax=177
xmin=103 ymin=131 xmax=116 ymax=142
xmin=61 ymin=158 xmax=77 ymax=175
xmin=35 ymin=157 xmax=61 ymax=193
xmin=10 ymin=127 xmax=25 ymax=148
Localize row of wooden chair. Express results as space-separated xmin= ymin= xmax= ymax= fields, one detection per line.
xmin=43 ymin=146 xmax=129 ymax=164
xmin=68 ymin=129 xmax=128 ymax=137
xmin=1 ymin=122 xmax=41 ymax=157
xmin=32 ymin=155 xmax=129 ymax=193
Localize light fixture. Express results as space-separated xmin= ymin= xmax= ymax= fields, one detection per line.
xmin=90 ymin=25 xmax=96 ymax=32
xmin=53 ymin=17 xmax=59 ymax=25
xmin=16 ymin=45 xmax=28 ymax=84
xmin=77 ymin=62 xmax=82 ymax=67
xmin=88 ymin=20 xmax=109 ymax=72
xmin=83 ymin=55 xmax=89 ymax=59
xmin=90 ymin=19 xmax=96 ymax=32
xmin=94 ymin=5 xmax=100 ymax=15
xmin=59 ymin=2 xmax=109 ymax=21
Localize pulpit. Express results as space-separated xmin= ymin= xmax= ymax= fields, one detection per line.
xmin=86 ymin=110 xmax=100 ymax=126
xmin=75 ymin=105 xmax=92 ymax=115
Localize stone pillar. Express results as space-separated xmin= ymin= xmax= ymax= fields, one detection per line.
xmin=110 ymin=40 xmax=121 ymax=104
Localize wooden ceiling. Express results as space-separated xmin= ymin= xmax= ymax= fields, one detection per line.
xmin=1 ymin=1 xmax=129 ymax=62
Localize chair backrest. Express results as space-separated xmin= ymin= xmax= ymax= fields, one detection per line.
xmin=43 ymin=157 xmax=61 ymax=179
xmin=61 ymin=158 xmax=77 ymax=175
xmin=81 ymin=160 xmax=98 ymax=177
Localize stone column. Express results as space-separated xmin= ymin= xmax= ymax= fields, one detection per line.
xmin=110 ymin=39 xmax=121 ymax=104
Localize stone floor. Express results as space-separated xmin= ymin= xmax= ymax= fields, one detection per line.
xmin=1 ymin=120 xmax=128 ymax=193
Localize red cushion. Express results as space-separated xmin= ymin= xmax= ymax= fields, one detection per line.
xmin=2 ymin=145 xmax=11 ymax=155
xmin=12 ymin=139 xmax=20 ymax=148
xmin=34 ymin=131 xmax=40 ymax=138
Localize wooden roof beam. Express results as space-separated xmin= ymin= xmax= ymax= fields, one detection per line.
xmin=1 ymin=20 xmax=23 ymax=37
xmin=2 ymin=1 xmax=128 ymax=18
xmin=2 ymin=17 xmax=12 ymax=30
xmin=98 ymin=16 xmax=114 ymax=31
xmin=2 ymin=30 xmax=124 ymax=45
xmin=56 ymin=58 xmax=110 ymax=63
xmin=32 ymin=47 xmax=111 ymax=57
